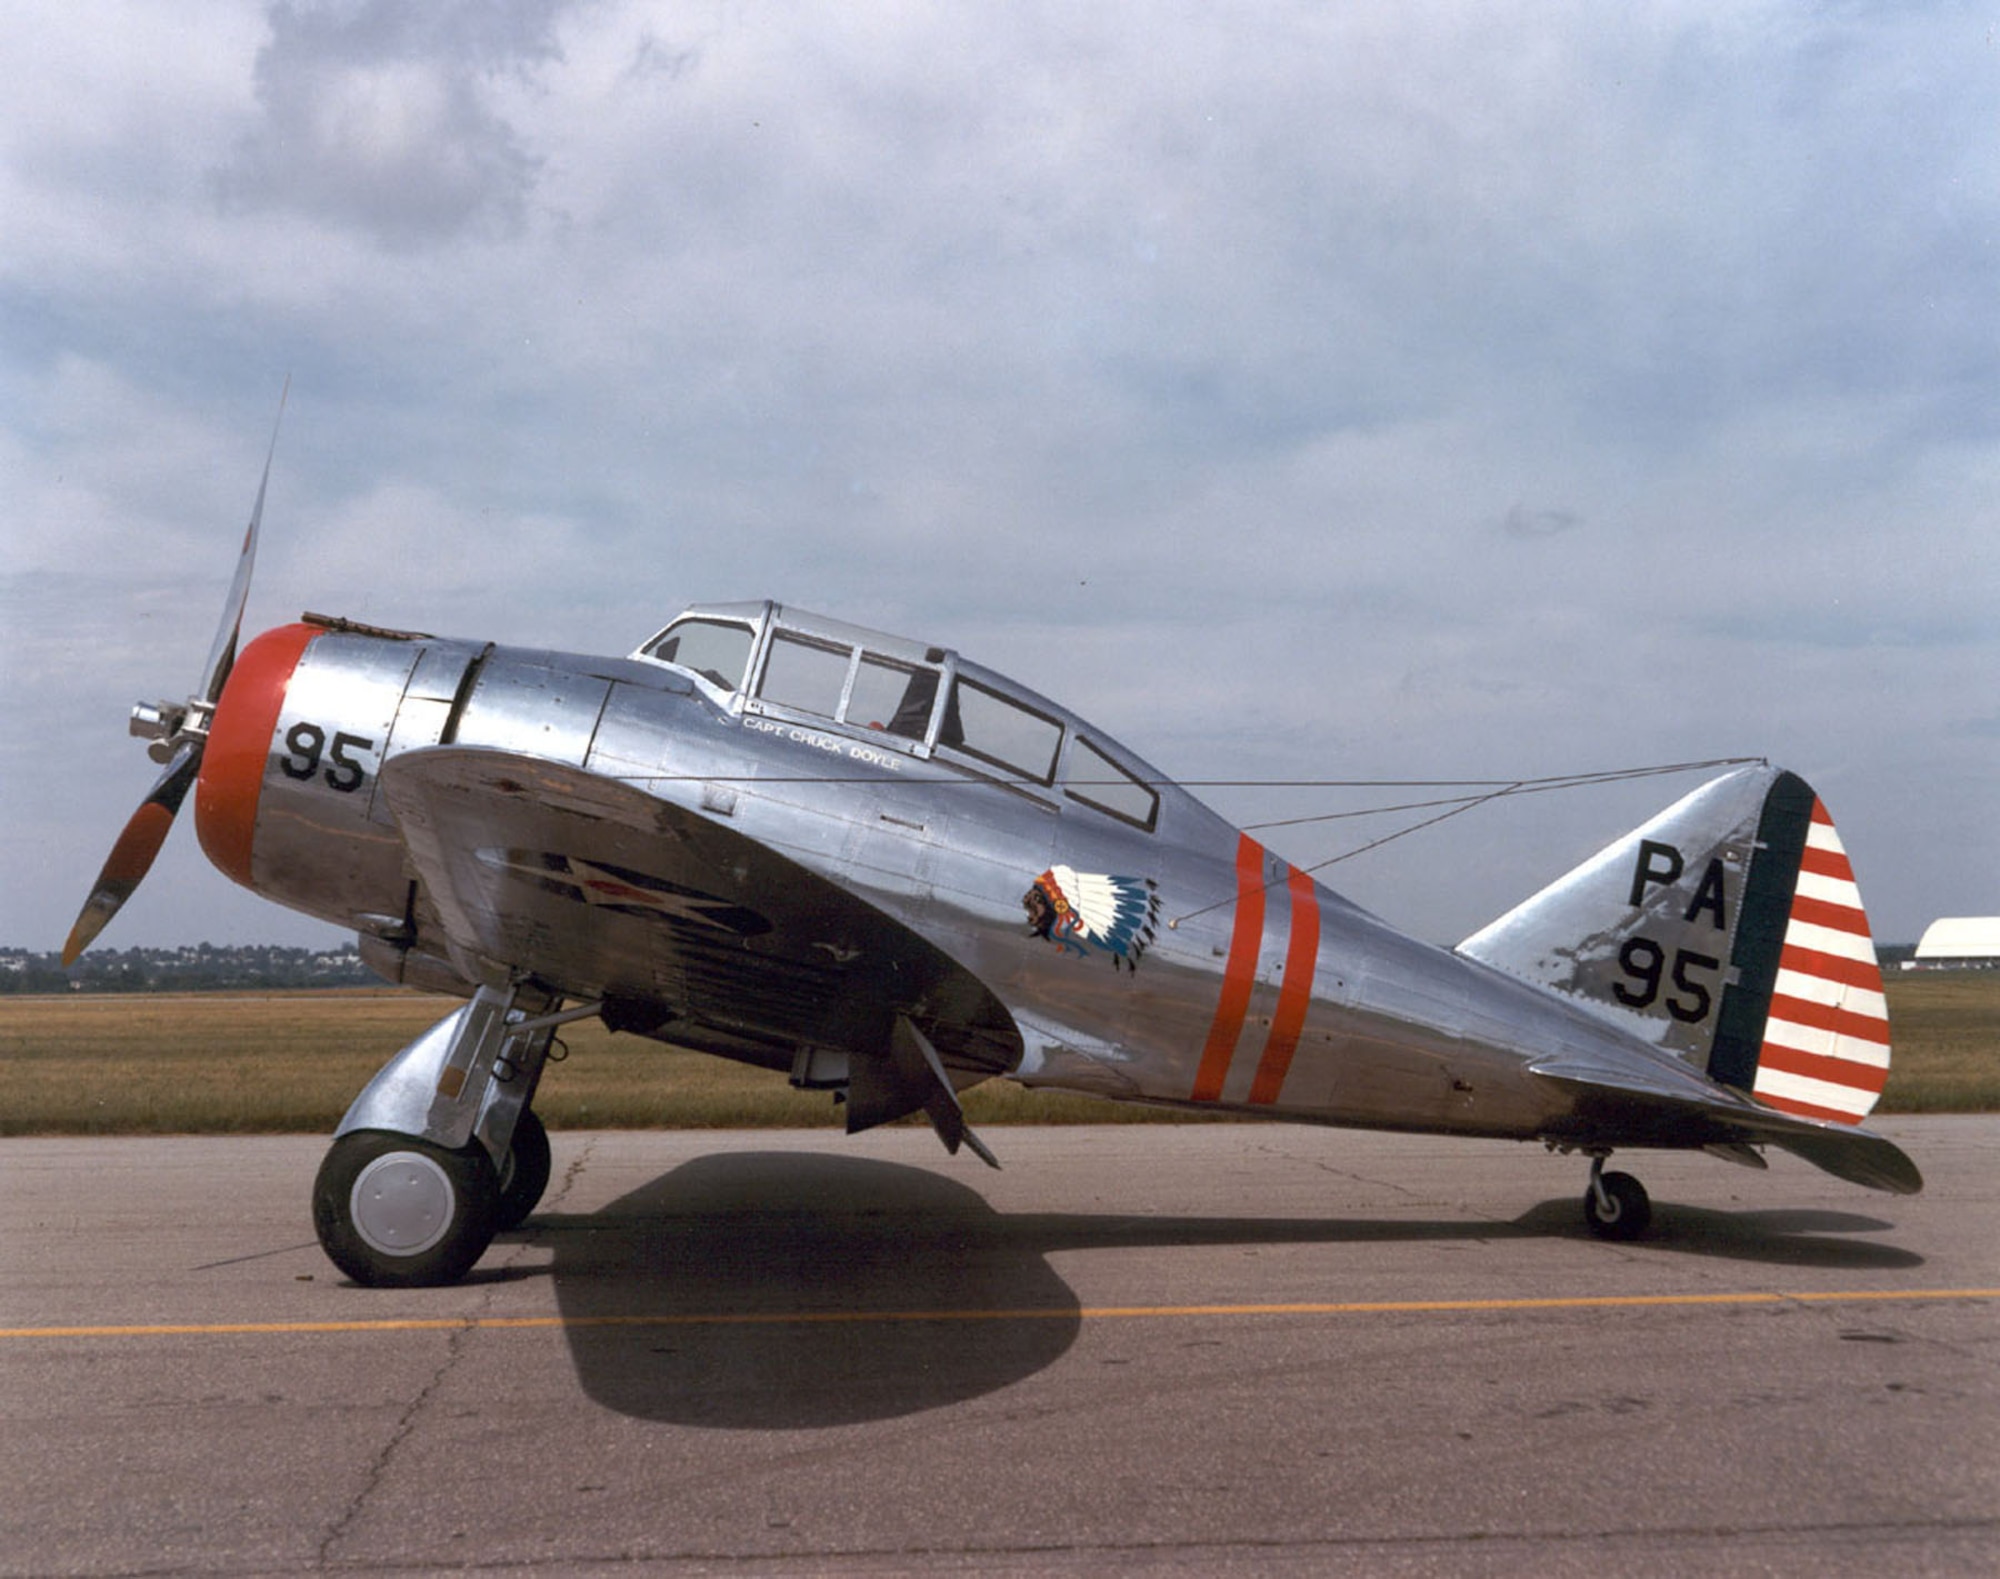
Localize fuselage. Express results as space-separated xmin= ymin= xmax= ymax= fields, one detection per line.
xmin=194 ymin=602 xmax=1679 ymax=1144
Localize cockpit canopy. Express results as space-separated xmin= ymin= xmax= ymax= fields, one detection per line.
xmin=633 ymin=600 xmax=1161 ymax=830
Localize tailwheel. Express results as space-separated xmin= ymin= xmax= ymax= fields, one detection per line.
xmin=493 ymin=1109 xmax=551 ymax=1232
xmin=312 ymin=1131 xmax=499 ymax=1287
xmin=1582 ymin=1159 xmax=1652 ymax=1241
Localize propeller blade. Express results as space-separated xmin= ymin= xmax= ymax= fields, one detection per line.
xmin=196 ymin=377 xmax=289 ymax=711
xmin=61 ymin=746 xmax=201 ymax=967
xmin=67 ymin=382 xmax=291 ymax=965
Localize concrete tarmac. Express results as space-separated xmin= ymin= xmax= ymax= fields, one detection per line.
xmin=3 ymin=1118 xmax=1995 ymax=1576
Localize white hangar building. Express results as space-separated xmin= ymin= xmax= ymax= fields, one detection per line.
xmin=1909 ymin=917 xmax=2000 ymax=969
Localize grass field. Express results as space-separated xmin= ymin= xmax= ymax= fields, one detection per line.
xmin=1 ymin=973 xmax=1993 ymax=1136
xmin=0 ymin=990 xmax=1190 ymax=1136
xmin=1870 ymin=971 xmax=2000 ymax=1114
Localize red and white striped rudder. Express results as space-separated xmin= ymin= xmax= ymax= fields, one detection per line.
xmin=1747 ymin=797 xmax=1889 ymax=1123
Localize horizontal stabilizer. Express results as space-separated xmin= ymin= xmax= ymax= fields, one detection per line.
xmin=1529 ymin=1056 xmax=1922 ymax=1196
xmin=1767 ymin=1126 xmax=1922 ymax=1195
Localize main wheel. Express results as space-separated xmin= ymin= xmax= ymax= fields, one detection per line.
xmin=313 ymin=1131 xmax=499 ymax=1287
xmin=492 ymin=1108 xmax=551 ymax=1232
xmin=1582 ymin=1169 xmax=1651 ymax=1241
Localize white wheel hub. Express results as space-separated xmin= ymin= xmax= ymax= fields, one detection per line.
xmin=350 ymin=1150 xmax=455 ymax=1257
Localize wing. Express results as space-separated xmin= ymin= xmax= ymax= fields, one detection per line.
xmin=378 ymin=746 xmax=1020 ymax=1081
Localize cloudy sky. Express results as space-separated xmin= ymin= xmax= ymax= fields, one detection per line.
xmin=4 ymin=1 xmax=1995 ymax=957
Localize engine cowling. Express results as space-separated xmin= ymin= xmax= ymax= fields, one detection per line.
xmin=195 ymin=621 xmax=481 ymax=934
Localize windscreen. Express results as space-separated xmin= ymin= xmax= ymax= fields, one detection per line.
xmin=645 ymin=620 xmax=754 ymax=691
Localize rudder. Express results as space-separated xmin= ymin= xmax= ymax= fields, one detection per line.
xmin=1722 ymin=785 xmax=1890 ymax=1123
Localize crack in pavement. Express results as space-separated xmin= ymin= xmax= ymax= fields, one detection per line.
xmin=315 ymin=1313 xmax=475 ymax=1569
xmin=314 ymin=1134 xmax=599 ymax=1567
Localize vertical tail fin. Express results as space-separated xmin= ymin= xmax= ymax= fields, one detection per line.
xmin=1721 ymin=789 xmax=1890 ymax=1122
xmin=1457 ymin=766 xmax=1890 ymax=1124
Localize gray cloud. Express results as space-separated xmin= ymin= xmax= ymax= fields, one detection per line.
xmin=1502 ymin=505 xmax=1583 ymax=540
xmin=212 ymin=0 xmax=570 ymax=248
xmin=2 ymin=2 xmax=1996 ymax=949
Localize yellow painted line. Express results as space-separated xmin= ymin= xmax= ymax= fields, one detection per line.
xmin=4 ymin=1288 xmax=1997 ymax=1341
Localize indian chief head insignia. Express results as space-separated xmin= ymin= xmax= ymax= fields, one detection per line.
xmin=1024 ymin=866 xmax=1160 ymax=972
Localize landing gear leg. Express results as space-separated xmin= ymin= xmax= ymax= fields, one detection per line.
xmin=1582 ymin=1154 xmax=1651 ymax=1241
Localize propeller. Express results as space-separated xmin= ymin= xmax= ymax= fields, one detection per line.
xmin=62 ymin=383 xmax=289 ymax=966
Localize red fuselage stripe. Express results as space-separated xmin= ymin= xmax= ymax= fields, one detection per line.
xmin=1248 ymin=866 xmax=1321 ymax=1105
xmin=1192 ymin=834 xmax=1266 ymax=1102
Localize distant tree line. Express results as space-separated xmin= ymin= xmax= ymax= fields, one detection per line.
xmin=2 ymin=939 xmax=1932 ymax=996
xmin=0 ymin=944 xmax=378 ymax=994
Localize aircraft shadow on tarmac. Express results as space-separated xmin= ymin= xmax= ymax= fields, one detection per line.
xmin=523 ymin=1150 xmax=1923 ymax=1429
xmin=1511 ymin=1199 xmax=1925 ymax=1272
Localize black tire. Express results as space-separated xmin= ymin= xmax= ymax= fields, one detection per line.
xmin=312 ymin=1130 xmax=499 ymax=1287
xmin=1582 ymin=1169 xmax=1652 ymax=1241
xmin=492 ymin=1109 xmax=551 ymax=1233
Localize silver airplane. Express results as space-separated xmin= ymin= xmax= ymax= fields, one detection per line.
xmin=65 ymin=435 xmax=1920 ymax=1286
